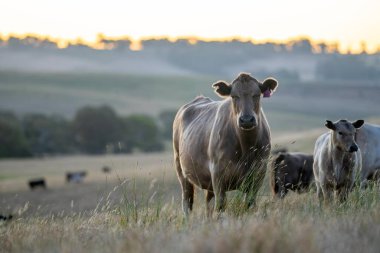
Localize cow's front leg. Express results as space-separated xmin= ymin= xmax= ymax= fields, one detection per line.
xmin=243 ymin=166 xmax=266 ymax=209
xmin=335 ymin=187 xmax=349 ymax=203
xmin=211 ymin=171 xmax=226 ymax=213
xmin=360 ymin=170 xmax=369 ymax=190
xmin=315 ymin=181 xmax=323 ymax=203
xmin=205 ymin=191 xmax=215 ymax=218
xmin=321 ymin=183 xmax=333 ymax=204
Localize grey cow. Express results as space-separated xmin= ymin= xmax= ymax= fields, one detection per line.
xmin=313 ymin=119 xmax=364 ymax=203
xmin=173 ymin=73 xmax=278 ymax=216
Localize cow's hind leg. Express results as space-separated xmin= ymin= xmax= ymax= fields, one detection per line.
xmin=175 ymin=155 xmax=194 ymax=217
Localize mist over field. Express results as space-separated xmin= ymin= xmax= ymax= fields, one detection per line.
xmin=1 ymin=36 xmax=380 ymax=120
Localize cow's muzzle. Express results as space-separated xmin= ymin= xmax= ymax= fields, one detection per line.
xmin=349 ymin=144 xmax=358 ymax=153
xmin=239 ymin=115 xmax=257 ymax=130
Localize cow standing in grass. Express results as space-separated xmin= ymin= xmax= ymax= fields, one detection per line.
xmin=313 ymin=119 xmax=364 ymax=203
xmin=270 ymin=152 xmax=314 ymax=198
xmin=173 ymin=73 xmax=278 ymax=216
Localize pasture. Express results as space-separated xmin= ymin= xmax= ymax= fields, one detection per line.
xmin=1 ymin=134 xmax=379 ymax=252
xmin=1 ymin=72 xmax=380 ymax=252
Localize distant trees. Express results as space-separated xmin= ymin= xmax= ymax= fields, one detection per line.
xmin=2 ymin=35 xmax=380 ymax=81
xmin=23 ymin=114 xmax=75 ymax=155
xmin=73 ymin=106 xmax=123 ymax=154
xmin=158 ymin=110 xmax=177 ymax=140
xmin=0 ymin=105 xmax=171 ymax=158
xmin=123 ymin=115 xmax=164 ymax=152
xmin=0 ymin=111 xmax=31 ymax=158
xmin=316 ymin=55 xmax=380 ymax=80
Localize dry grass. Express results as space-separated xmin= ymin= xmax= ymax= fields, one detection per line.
xmin=0 ymin=158 xmax=379 ymax=253
xmin=0 ymin=144 xmax=379 ymax=253
xmin=1 ymin=186 xmax=379 ymax=253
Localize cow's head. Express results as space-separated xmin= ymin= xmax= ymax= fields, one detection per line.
xmin=325 ymin=119 xmax=364 ymax=153
xmin=213 ymin=73 xmax=278 ymax=130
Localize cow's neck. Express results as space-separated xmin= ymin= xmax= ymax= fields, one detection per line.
xmin=329 ymin=136 xmax=355 ymax=186
xmin=237 ymin=127 xmax=259 ymax=154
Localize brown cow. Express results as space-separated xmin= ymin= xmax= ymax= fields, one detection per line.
xmin=173 ymin=73 xmax=278 ymax=216
xmin=270 ymin=152 xmax=314 ymax=198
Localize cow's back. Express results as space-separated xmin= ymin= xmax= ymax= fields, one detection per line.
xmin=173 ymin=96 xmax=220 ymax=189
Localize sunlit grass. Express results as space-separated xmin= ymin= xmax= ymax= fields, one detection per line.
xmin=1 ymin=171 xmax=378 ymax=253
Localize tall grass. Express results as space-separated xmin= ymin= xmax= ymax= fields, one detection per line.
xmin=1 ymin=170 xmax=378 ymax=253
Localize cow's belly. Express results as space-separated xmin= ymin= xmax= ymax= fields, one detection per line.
xmin=179 ymin=155 xmax=212 ymax=190
xmin=178 ymin=120 xmax=214 ymax=190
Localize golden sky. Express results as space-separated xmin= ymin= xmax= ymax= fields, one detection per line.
xmin=1 ymin=0 xmax=379 ymax=52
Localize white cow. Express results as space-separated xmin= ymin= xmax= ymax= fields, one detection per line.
xmin=313 ymin=119 xmax=364 ymax=203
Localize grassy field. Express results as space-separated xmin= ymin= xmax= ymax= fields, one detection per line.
xmin=0 ymin=151 xmax=379 ymax=253
xmin=1 ymin=128 xmax=379 ymax=253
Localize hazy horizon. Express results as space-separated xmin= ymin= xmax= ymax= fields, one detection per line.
xmin=1 ymin=0 xmax=380 ymax=53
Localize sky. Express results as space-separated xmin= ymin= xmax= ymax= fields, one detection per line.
xmin=1 ymin=0 xmax=379 ymax=52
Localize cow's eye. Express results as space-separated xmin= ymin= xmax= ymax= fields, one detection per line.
xmin=338 ymin=132 xmax=343 ymax=135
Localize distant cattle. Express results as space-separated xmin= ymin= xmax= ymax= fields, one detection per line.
xmin=270 ymin=152 xmax=314 ymax=198
xmin=313 ymin=119 xmax=364 ymax=203
xmin=28 ymin=178 xmax=47 ymax=190
xmin=173 ymin=73 xmax=278 ymax=216
xmin=102 ymin=166 xmax=112 ymax=173
xmin=0 ymin=214 xmax=13 ymax=221
xmin=66 ymin=171 xmax=87 ymax=183
xmin=354 ymin=123 xmax=380 ymax=188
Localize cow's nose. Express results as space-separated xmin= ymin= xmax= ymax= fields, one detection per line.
xmin=239 ymin=115 xmax=255 ymax=124
xmin=349 ymin=144 xmax=358 ymax=153
xmin=239 ymin=115 xmax=256 ymax=129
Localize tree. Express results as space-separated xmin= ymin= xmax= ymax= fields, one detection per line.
xmin=72 ymin=105 xmax=124 ymax=154
xmin=123 ymin=115 xmax=164 ymax=152
xmin=0 ymin=111 xmax=31 ymax=158
xmin=22 ymin=113 xmax=75 ymax=155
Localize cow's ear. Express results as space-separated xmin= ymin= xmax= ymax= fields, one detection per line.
xmin=325 ymin=120 xmax=336 ymax=130
xmin=212 ymin=81 xmax=231 ymax=97
xmin=352 ymin=120 xmax=364 ymax=129
xmin=260 ymin=78 xmax=278 ymax=95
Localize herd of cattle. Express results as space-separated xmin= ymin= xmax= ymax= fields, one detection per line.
xmin=173 ymin=73 xmax=380 ymax=216
xmin=27 ymin=166 xmax=112 ymax=190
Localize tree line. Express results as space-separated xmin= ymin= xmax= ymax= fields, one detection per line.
xmin=0 ymin=106 xmax=177 ymax=158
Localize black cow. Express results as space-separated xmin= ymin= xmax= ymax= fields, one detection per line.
xmin=28 ymin=178 xmax=47 ymax=190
